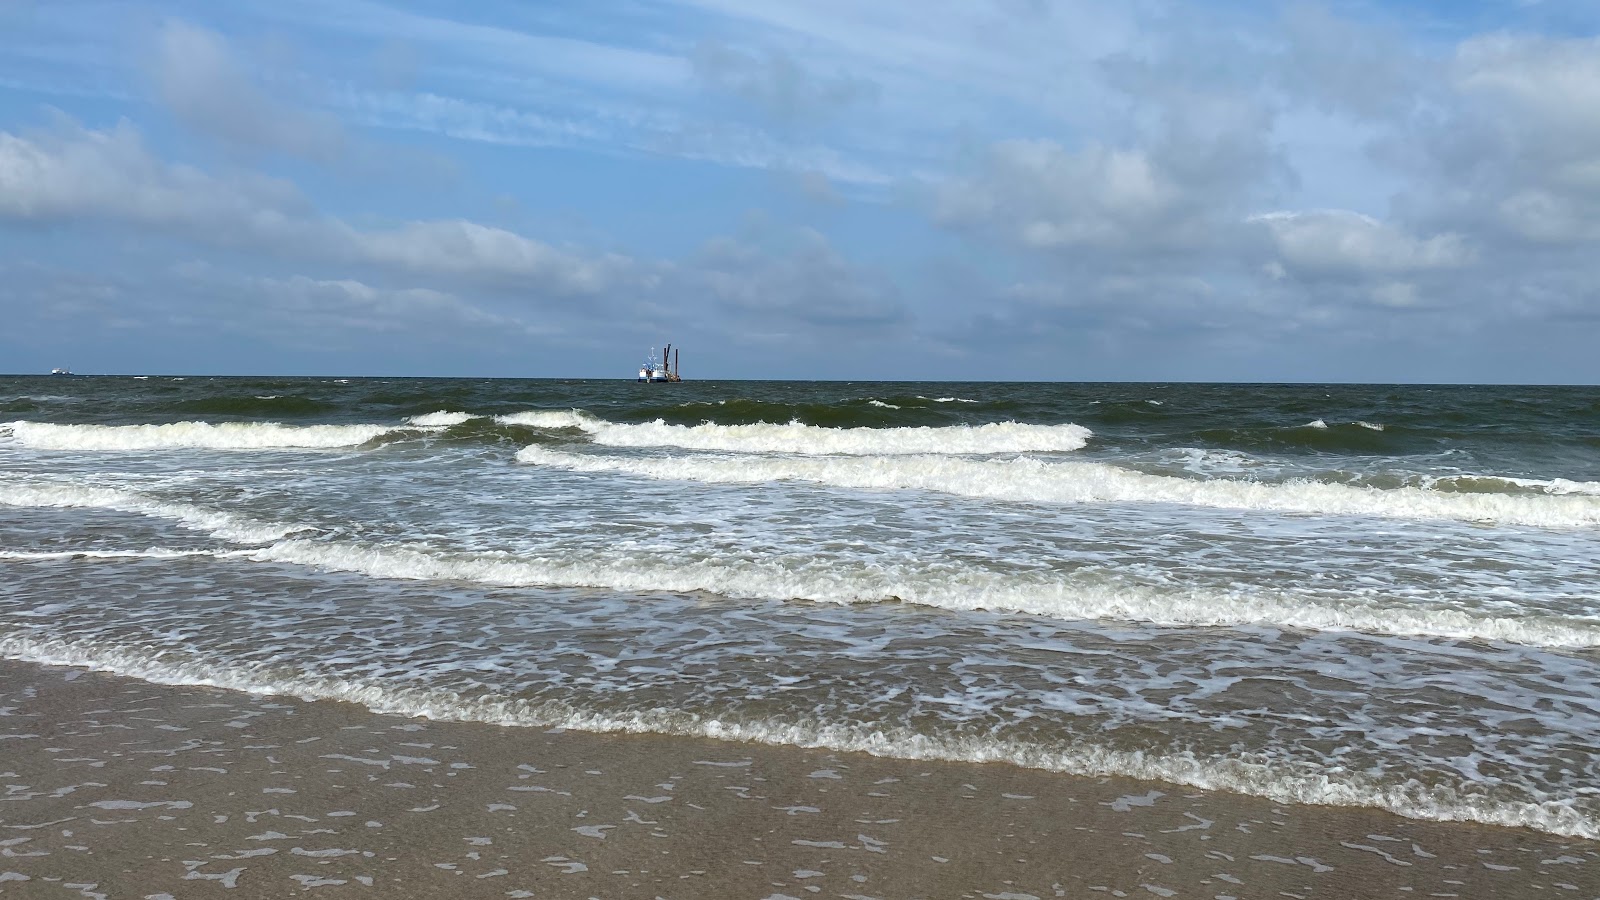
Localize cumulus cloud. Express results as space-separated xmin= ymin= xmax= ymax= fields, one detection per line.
xmin=922 ymin=9 xmax=1600 ymax=361
xmin=1387 ymin=33 xmax=1600 ymax=246
xmin=1454 ymin=33 xmax=1600 ymax=149
xmin=151 ymin=20 xmax=346 ymax=161
xmin=0 ymin=119 xmax=308 ymax=229
xmin=936 ymin=140 xmax=1198 ymax=252
xmin=933 ymin=25 xmax=1283 ymax=261
xmin=0 ymin=119 xmax=632 ymax=297
xmin=1251 ymin=210 xmax=1474 ymax=277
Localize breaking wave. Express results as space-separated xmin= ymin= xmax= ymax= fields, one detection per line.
xmin=0 ymin=548 xmax=248 ymax=561
xmin=0 ymin=478 xmax=308 ymax=544
xmin=408 ymin=410 xmax=479 ymax=427
xmin=498 ymin=411 xmax=1093 ymax=455
xmin=251 ymin=538 xmax=1600 ymax=649
xmin=2 ymin=633 xmax=1593 ymax=839
xmin=515 ymin=446 xmax=1600 ymax=529
xmin=2 ymin=420 xmax=411 ymax=451
xmin=3 ymin=474 xmax=1591 ymax=648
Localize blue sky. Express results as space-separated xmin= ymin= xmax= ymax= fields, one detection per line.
xmin=2 ymin=0 xmax=1599 ymax=381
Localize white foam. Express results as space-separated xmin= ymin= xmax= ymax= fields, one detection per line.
xmin=516 ymin=446 xmax=1600 ymax=530
xmin=0 ymin=479 xmax=307 ymax=544
xmin=0 ymin=548 xmax=248 ymax=562
xmin=3 ymin=633 xmax=1592 ymax=840
xmin=247 ymin=537 xmax=1600 ymax=649
xmin=407 ymin=411 xmax=478 ymax=427
xmin=2 ymin=421 xmax=404 ymax=451
xmin=495 ymin=410 xmax=594 ymax=429
xmin=1304 ymin=419 xmax=1329 ymax=429
xmin=866 ymin=400 xmax=901 ymax=409
xmin=1356 ymin=421 xmax=1385 ymax=431
xmin=1493 ymin=476 xmax=1600 ymax=496
xmin=497 ymin=411 xmax=1092 ymax=455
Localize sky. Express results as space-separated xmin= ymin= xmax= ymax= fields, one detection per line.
xmin=2 ymin=1 xmax=1599 ymax=381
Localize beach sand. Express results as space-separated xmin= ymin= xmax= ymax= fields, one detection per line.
xmin=0 ymin=658 xmax=1593 ymax=899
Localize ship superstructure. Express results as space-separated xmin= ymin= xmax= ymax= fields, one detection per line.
xmin=636 ymin=344 xmax=682 ymax=382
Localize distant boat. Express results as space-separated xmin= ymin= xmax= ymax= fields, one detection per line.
xmin=636 ymin=344 xmax=682 ymax=383
xmin=49 ymin=367 xmax=73 ymax=376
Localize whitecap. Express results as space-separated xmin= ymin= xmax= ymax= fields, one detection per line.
xmin=515 ymin=446 xmax=1600 ymax=530
xmin=242 ymin=537 xmax=1600 ymax=649
xmin=497 ymin=412 xmax=1092 ymax=456
xmin=0 ymin=478 xmax=309 ymax=544
xmin=408 ymin=411 xmax=478 ymax=427
xmin=3 ymin=420 xmax=408 ymax=451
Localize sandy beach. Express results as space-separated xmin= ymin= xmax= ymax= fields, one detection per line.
xmin=0 ymin=658 xmax=1592 ymax=899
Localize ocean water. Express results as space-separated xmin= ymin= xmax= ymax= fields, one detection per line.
xmin=3 ymin=377 xmax=1599 ymax=838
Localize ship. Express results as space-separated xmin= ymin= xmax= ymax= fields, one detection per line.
xmin=49 ymin=367 xmax=73 ymax=376
xmin=637 ymin=344 xmax=682 ymax=383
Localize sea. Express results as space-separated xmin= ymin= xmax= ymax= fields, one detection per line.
xmin=2 ymin=376 xmax=1598 ymax=839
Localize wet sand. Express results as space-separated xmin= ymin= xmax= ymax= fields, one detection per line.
xmin=0 ymin=658 xmax=1594 ymax=899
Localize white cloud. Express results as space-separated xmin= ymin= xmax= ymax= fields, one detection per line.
xmin=936 ymin=140 xmax=1185 ymax=251
xmin=342 ymin=220 xmax=630 ymax=293
xmin=0 ymin=119 xmax=307 ymax=229
xmin=1454 ymin=33 xmax=1600 ymax=147
xmin=0 ymin=119 xmax=631 ymax=297
xmin=1390 ymin=33 xmax=1600 ymax=246
xmin=1251 ymin=209 xmax=1474 ymax=276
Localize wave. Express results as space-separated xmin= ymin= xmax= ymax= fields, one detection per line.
xmin=0 ymin=548 xmax=247 ymax=562
xmin=618 ymin=395 xmax=1031 ymax=429
xmin=2 ymin=420 xmax=411 ymax=451
xmin=498 ymin=411 xmax=1093 ymax=455
xmin=1192 ymin=421 xmax=1406 ymax=455
xmin=515 ymin=446 xmax=1600 ymax=529
xmin=1418 ymin=474 xmax=1600 ymax=497
xmin=408 ymin=411 xmax=479 ymax=427
xmin=0 ymin=479 xmax=309 ymax=544
xmin=2 ymin=633 xmax=1592 ymax=839
xmin=6 ymin=468 xmax=1591 ymax=648
xmin=251 ymin=538 xmax=1600 ymax=649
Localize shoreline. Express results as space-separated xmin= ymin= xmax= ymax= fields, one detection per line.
xmin=1 ymin=658 xmax=1593 ymax=898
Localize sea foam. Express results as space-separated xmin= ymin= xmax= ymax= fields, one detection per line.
xmin=6 ymin=470 xmax=1592 ymax=647
xmin=3 ymin=420 xmax=406 ymax=451
xmin=2 ymin=633 xmax=1592 ymax=840
xmin=251 ymin=538 xmax=1600 ymax=649
xmin=515 ymin=447 xmax=1600 ymax=529
xmin=0 ymin=548 xmax=249 ymax=561
xmin=496 ymin=411 xmax=1093 ymax=455
xmin=0 ymin=478 xmax=308 ymax=544
xmin=408 ymin=411 xmax=479 ymax=427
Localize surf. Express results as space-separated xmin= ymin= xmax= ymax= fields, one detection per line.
xmin=1 ymin=632 xmax=1592 ymax=840
xmin=514 ymin=446 xmax=1600 ymax=529
xmin=497 ymin=410 xmax=1093 ymax=455
xmin=2 ymin=420 xmax=415 ymax=451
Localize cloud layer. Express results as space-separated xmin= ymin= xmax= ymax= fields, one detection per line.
xmin=0 ymin=2 xmax=1597 ymax=379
